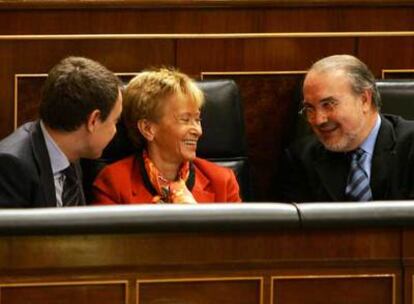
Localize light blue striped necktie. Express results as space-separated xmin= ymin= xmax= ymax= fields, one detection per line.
xmin=345 ymin=148 xmax=373 ymax=201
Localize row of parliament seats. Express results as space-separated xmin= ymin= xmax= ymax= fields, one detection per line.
xmin=82 ymin=78 xmax=414 ymax=203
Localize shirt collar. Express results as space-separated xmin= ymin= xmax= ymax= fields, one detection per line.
xmin=360 ymin=114 xmax=381 ymax=156
xmin=40 ymin=121 xmax=70 ymax=175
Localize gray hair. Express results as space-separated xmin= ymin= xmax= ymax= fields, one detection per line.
xmin=308 ymin=54 xmax=381 ymax=109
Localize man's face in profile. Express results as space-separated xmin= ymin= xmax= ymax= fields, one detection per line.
xmin=84 ymin=90 xmax=123 ymax=159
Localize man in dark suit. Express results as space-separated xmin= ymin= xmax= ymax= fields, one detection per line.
xmin=278 ymin=54 xmax=414 ymax=202
xmin=0 ymin=56 xmax=122 ymax=207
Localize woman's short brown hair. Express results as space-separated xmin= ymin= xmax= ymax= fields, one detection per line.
xmin=123 ymin=67 xmax=204 ymax=148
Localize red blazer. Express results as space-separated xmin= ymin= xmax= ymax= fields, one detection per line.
xmin=92 ymin=155 xmax=241 ymax=204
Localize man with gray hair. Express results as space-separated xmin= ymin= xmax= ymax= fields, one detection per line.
xmin=278 ymin=54 xmax=414 ymax=202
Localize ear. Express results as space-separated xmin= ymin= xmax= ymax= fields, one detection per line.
xmin=361 ymin=89 xmax=373 ymax=111
xmin=137 ymin=119 xmax=156 ymax=142
xmin=86 ymin=110 xmax=101 ymax=133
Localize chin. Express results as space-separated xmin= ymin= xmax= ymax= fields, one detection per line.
xmin=321 ymin=137 xmax=353 ymax=152
xmin=182 ymin=153 xmax=197 ymax=162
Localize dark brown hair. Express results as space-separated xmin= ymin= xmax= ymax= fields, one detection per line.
xmin=40 ymin=56 xmax=121 ymax=131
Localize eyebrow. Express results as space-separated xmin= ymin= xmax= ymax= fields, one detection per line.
xmin=303 ymin=96 xmax=336 ymax=105
xmin=177 ymin=111 xmax=201 ymax=116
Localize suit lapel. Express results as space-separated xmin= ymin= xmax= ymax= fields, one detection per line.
xmin=314 ymin=147 xmax=349 ymax=201
xmin=30 ymin=121 xmax=57 ymax=207
xmin=370 ymin=116 xmax=396 ymax=200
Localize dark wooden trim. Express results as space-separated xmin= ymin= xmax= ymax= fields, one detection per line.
xmin=1 ymin=0 xmax=414 ymax=10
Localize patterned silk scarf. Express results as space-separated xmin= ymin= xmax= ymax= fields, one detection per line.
xmin=142 ymin=150 xmax=197 ymax=204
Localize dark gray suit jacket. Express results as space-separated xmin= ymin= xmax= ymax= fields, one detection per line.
xmin=277 ymin=114 xmax=414 ymax=202
xmin=0 ymin=121 xmax=85 ymax=207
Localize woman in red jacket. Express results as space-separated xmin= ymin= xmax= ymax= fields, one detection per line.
xmin=92 ymin=68 xmax=241 ymax=204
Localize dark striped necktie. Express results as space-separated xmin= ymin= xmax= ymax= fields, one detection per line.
xmin=62 ymin=164 xmax=83 ymax=206
xmin=345 ymin=148 xmax=373 ymax=201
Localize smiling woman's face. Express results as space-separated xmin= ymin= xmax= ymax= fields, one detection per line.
xmin=147 ymin=93 xmax=202 ymax=165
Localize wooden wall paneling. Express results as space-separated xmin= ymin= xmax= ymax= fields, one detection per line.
xmin=176 ymin=37 xmax=356 ymax=74
xmin=0 ymin=229 xmax=399 ymax=272
xmin=0 ymin=8 xmax=281 ymax=35
xmin=344 ymin=7 xmax=414 ymax=31
xmin=0 ymin=38 xmax=175 ymax=138
xmin=137 ymin=277 xmax=262 ymax=304
xmin=0 ymin=42 xmax=15 ymax=141
xmin=172 ymin=9 xmax=263 ymax=34
xmin=402 ymin=229 xmax=414 ymax=304
xmin=402 ymin=270 xmax=412 ymax=304
xmin=1 ymin=6 xmax=414 ymax=35
xmin=358 ymin=37 xmax=414 ymax=78
xmin=271 ymin=274 xmax=397 ymax=304
xmin=14 ymin=75 xmax=46 ymax=128
xmin=0 ymin=228 xmax=402 ymax=303
xmin=0 ymin=9 xmax=179 ymax=35
xmin=2 ymin=0 xmax=414 ymax=9
xmin=202 ymin=72 xmax=306 ymax=201
xmin=0 ymin=281 xmax=128 ymax=304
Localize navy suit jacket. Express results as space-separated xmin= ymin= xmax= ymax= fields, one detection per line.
xmin=0 ymin=121 xmax=85 ymax=207
xmin=277 ymin=114 xmax=414 ymax=202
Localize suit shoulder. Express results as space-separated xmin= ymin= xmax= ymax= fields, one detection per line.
xmin=97 ymin=155 xmax=136 ymax=176
xmin=0 ymin=122 xmax=35 ymax=157
xmin=193 ymin=158 xmax=234 ymax=179
xmin=383 ymin=114 xmax=414 ymax=138
xmin=285 ymin=134 xmax=323 ymax=160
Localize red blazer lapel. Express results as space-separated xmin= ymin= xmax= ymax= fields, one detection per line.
xmin=130 ymin=157 xmax=154 ymax=203
xmin=192 ymin=167 xmax=215 ymax=203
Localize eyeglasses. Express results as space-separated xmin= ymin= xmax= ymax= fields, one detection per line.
xmin=299 ymin=98 xmax=340 ymax=121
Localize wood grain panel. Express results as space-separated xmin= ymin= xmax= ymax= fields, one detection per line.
xmin=2 ymin=0 xmax=414 ymax=10
xmin=0 ymin=229 xmax=399 ymax=271
xmin=0 ymin=41 xmax=15 ymax=141
xmin=272 ymin=275 xmax=395 ymax=304
xmin=177 ymin=38 xmax=356 ymax=75
xmin=15 ymin=75 xmax=45 ymax=128
xmin=263 ymin=7 xmax=414 ymax=32
xmin=137 ymin=278 xmax=261 ymax=304
xmin=402 ymin=270 xmax=413 ymax=304
xmin=393 ymin=228 xmax=414 ymax=304
xmin=358 ymin=37 xmax=414 ymax=77
xmin=1 ymin=282 xmax=126 ymax=304
xmin=1 ymin=7 xmax=414 ymax=35
xmin=0 ymin=227 xmax=404 ymax=304
xmin=0 ymin=39 xmax=174 ymax=138
xmin=0 ymin=9 xmax=264 ymax=35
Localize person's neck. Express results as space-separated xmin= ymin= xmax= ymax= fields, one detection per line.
xmin=357 ymin=111 xmax=379 ymax=148
xmin=44 ymin=125 xmax=81 ymax=163
xmin=147 ymin=149 xmax=180 ymax=181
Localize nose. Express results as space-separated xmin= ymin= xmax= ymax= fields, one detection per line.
xmin=310 ymin=109 xmax=328 ymax=126
xmin=191 ymin=122 xmax=202 ymax=137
